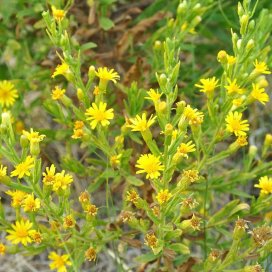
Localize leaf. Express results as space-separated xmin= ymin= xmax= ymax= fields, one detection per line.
xmin=80 ymin=42 xmax=97 ymax=52
xmin=134 ymin=252 xmax=158 ymax=263
xmin=99 ymin=17 xmax=114 ymax=31
xmin=168 ymin=243 xmax=190 ymax=255
xmin=127 ymin=176 xmax=144 ymax=186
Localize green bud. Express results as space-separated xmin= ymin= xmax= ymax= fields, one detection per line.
xmin=240 ymin=14 xmax=249 ymax=35
xmin=237 ymin=2 xmax=244 ymax=17
xmin=1 ymin=112 xmax=11 ymax=128
xmin=248 ymin=20 xmax=255 ymax=31
xmin=246 ymin=39 xmax=254 ymax=52
xmin=88 ymin=65 xmax=96 ymax=81
xmin=20 ymin=135 xmax=29 ymax=148
xmin=237 ymin=39 xmax=242 ymax=50
xmin=30 ymin=141 xmax=40 ymax=156
xmin=249 ymin=145 xmax=257 ymax=158
xmin=177 ymin=2 xmax=187 ymax=15
xmin=153 ymin=40 xmax=162 ymax=51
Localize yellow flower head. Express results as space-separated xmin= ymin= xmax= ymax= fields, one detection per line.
xmin=52 ymin=62 xmax=70 ymax=78
xmin=177 ymin=141 xmax=196 ymax=159
xmin=74 ymin=120 xmax=84 ymax=130
xmin=136 ymin=154 xmax=164 ymax=180
xmin=49 ymin=252 xmax=72 ymax=272
xmin=0 ymin=165 xmax=7 ymax=177
xmin=225 ymin=111 xmax=249 ymax=136
xmin=110 ymin=154 xmax=122 ymax=167
xmin=95 ymin=67 xmax=120 ymax=84
xmin=11 ymin=156 xmax=35 ymax=179
xmin=85 ymin=102 xmax=114 ymax=129
xmin=144 ymin=233 xmax=158 ymax=249
xmin=250 ymin=83 xmax=269 ymax=105
xmin=195 ymin=77 xmax=219 ymax=94
xmin=183 ymin=105 xmax=204 ymax=126
xmin=51 ymin=86 xmax=66 ymax=100
xmin=126 ymin=189 xmax=139 ymax=204
xmin=63 ymin=215 xmax=76 ymax=229
xmin=225 ymin=79 xmax=244 ymax=94
xmin=22 ymin=128 xmax=46 ymax=143
xmin=42 ymin=164 xmax=56 ymax=186
xmin=52 ymin=170 xmax=73 ymax=192
xmin=85 ymin=204 xmax=98 ymax=217
xmin=71 ymin=129 xmax=84 ymax=139
xmin=254 ymin=176 xmax=272 ymax=195
xmin=6 ymin=190 xmax=27 ymax=208
xmin=156 ymin=189 xmax=172 ymax=205
xmin=253 ymin=60 xmax=271 ymax=75
xmin=232 ymin=98 xmax=244 ymax=107
xmin=51 ymin=6 xmax=66 ymax=21
xmin=145 ymin=89 xmax=162 ymax=103
xmin=6 ymin=219 xmax=34 ymax=246
xmin=22 ymin=193 xmax=41 ymax=212
xmin=0 ymin=80 xmax=18 ymax=107
xmin=85 ymin=247 xmax=97 ymax=262
xmin=30 ymin=230 xmax=42 ymax=244
xmin=127 ymin=113 xmax=156 ymax=132
xmin=0 ymin=243 xmax=6 ymax=255
xmin=236 ymin=135 xmax=248 ymax=147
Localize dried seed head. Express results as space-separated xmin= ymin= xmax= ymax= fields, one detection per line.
xmin=85 ymin=247 xmax=96 ymax=262
xmin=144 ymin=233 xmax=158 ymax=249
xmin=251 ymin=226 xmax=272 ymax=247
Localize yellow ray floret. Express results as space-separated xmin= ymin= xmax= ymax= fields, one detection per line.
xmin=49 ymin=251 xmax=72 ymax=272
xmin=195 ymin=77 xmax=219 ymax=94
xmin=254 ymin=176 xmax=272 ymax=195
xmin=11 ymin=156 xmax=35 ymax=179
xmin=127 ymin=113 xmax=156 ymax=132
xmin=95 ymin=67 xmax=120 ymax=84
xmin=250 ymin=83 xmax=269 ymax=105
xmin=85 ymin=102 xmax=114 ymax=129
xmin=225 ymin=111 xmax=249 ymax=136
xmin=0 ymin=80 xmax=18 ymax=107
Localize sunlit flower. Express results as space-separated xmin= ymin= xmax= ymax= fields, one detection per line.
xmin=225 ymin=79 xmax=244 ymax=94
xmin=85 ymin=204 xmax=98 ymax=217
xmin=11 ymin=156 xmax=35 ymax=179
xmin=183 ymin=105 xmax=204 ymax=125
xmin=79 ymin=191 xmax=90 ymax=204
xmin=63 ymin=215 xmax=76 ymax=229
xmin=127 ymin=113 xmax=156 ymax=132
xmin=145 ymin=89 xmax=162 ymax=103
xmin=144 ymin=233 xmax=158 ymax=250
xmin=42 ymin=164 xmax=56 ymax=186
xmin=226 ymin=55 xmax=236 ymax=65
xmin=190 ymin=214 xmax=201 ymax=231
xmin=236 ymin=135 xmax=248 ymax=147
xmin=232 ymin=98 xmax=244 ymax=107
xmin=250 ymin=83 xmax=269 ymax=105
xmin=30 ymin=230 xmax=42 ymax=244
xmin=51 ymin=6 xmax=66 ymax=21
xmin=71 ymin=129 xmax=84 ymax=139
xmin=52 ymin=62 xmax=70 ymax=78
xmin=0 ymin=80 xmax=18 ymax=107
xmin=22 ymin=128 xmax=46 ymax=143
xmin=195 ymin=77 xmax=219 ymax=94
xmin=177 ymin=141 xmax=196 ymax=158
xmin=52 ymin=170 xmax=73 ymax=192
xmin=6 ymin=190 xmax=27 ymax=208
xmin=225 ymin=111 xmax=249 ymax=136
xmin=0 ymin=243 xmax=6 ymax=255
xmin=22 ymin=193 xmax=41 ymax=212
xmin=156 ymin=189 xmax=172 ymax=205
xmin=182 ymin=169 xmax=200 ymax=183
xmin=110 ymin=154 xmax=122 ymax=167
xmin=49 ymin=251 xmax=72 ymax=272
xmin=253 ymin=60 xmax=270 ymax=75
xmin=136 ymin=154 xmax=164 ymax=179
xmin=6 ymin=219 xmax=34 ymax=246
xmin=85 ymin=102 xmax=114 ymax=129
xmin=0 ymin=165 xmax=7 ymax=177
xmin=51 ymin=86 xmax=66 ymax=100
xmin=85 ymin=247 xmax=96 ymax=262
xmin=254 ymin=176 xmax=272 ymax=195
xmin=74 ymin=120 xmax=84 ymax=129
xmin=126 ymin=189 xmax=139 ymax=204
xmin=95 ymin=67 xmax=120 ymax=84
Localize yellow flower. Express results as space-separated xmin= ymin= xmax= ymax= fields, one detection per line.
xmin=74 ymin=120 xmax=84 ymax=129
xmin=156 ymin=189 xmax=172 ymax=205
xmin=225 ymin=79 xmax=244 ymax=94
xmin=6 ymin=190 xmax=27 ymax=208
xmin=0 ymin=165 xmax=7 ymax=177
xmin=30 ymin=230 xmax=42 ymax=244
xmin=232 ymin=98 xmax=243 ymax=107
xmin=42 ymin=164 xmax=56 ymax=186
xmin=126 ymin=189 xmax=139 ymax=204
xmin=22 ymin=128 xmax=45 ymax=143
xmin=110 ymin=154 xmax=122 ymax=167
xmin=127 ymin=113 xmax=156 ymax=132
xmin=71 ymin=129 xmax=84 ymax=139
xmin=95 ymin=67 xmax=120 ymax=84
xmin=85 ymin=247 xmax=97 ymax=262
xmin=49 ymin=252 xmax=72 ymax=272
xmin=144 ymin=233 xmax=158 ymax=250
xmin=51 ymin=86 xmax=66 ymax=100
xmin=183 ymin=105 xmax=204 ymax=125
xmin=177 ymin=141 xmax=196 ymax=158
xmin=11 ymin=156 xmax=35 ymax=179
xmin=227 ymin=55 xmax=236 ymax=65
xmin=63 ymin=215 xmax=76 ymax=229
xmin=22 ymin=194 xmax=41 ymax=212
xmin=236 ymin=136 xmax=248 ymax=147
xmin=0 ymin=243 xmax=6 ymax=255
xmin=85 ymin=204 xmax=98 ymax=217
xmin=225 ymin=111 xmax=249 ymax=136
xmin=253 ymin=60 xmax=270 ymax=75
xmin=195 ymin=77 xmax=219 ymax=94
xmin=250 ymin=83 xmax=269 ymax=105
xmin=0 ymin=80 xmax=18 ymax=107
xmin=85 ymin=102 xmax=114 ymax=129
xmin=52 ymin=170 xmax=73 ymax=192
xmin=136 ymin=154 xmax=164 ymax=179
xmin=145 ymin=89 xmax=162 ymax=102
xmin=52 ymin=62 xmax=70 ymax=78
xmin=6 ymin=219 xmax=34 ymax=246
xmin=51 ymin=6 xmax=66 ymax=21
xmin=254 ymin=176 xmax=272 ymax=195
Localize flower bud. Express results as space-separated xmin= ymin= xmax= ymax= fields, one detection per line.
xmin=20 ymin=135 xmax=29 ymax=148
xmin=240 ymin=14 xmax=249 ymax=35
xmin=237 ymin=39 xmax=242 ymax=50
xmin=1 ymin=112 xmax=11 ymax=128
xmin=233 ymin=218 xmax=248 ymax=240
xmin=153 ymin=40 xmax=162 ymax=51
xmin=237 ymin=2 xmax=244 ymax=17
xmin=249 ymin=145 xmax=257 ymax=158
xmin=158 ymin=101 xmax=167 ymax=114
xmin=264 ymin=134 xmax=272 ymax=148
xmin=177 ymin=2 xmax=187 ymax=15
xmin=88 ymin=65 xmax=96 ymax=81
xmin=243 ymin=264 xmax=262 ymax=272
xmin=246 ymin=39 xmax=254 ymax=52
xmin=248 ymin=20 xmax=255 ymax=31
xmin=217 ymin=50 xmax=228 ymax=64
